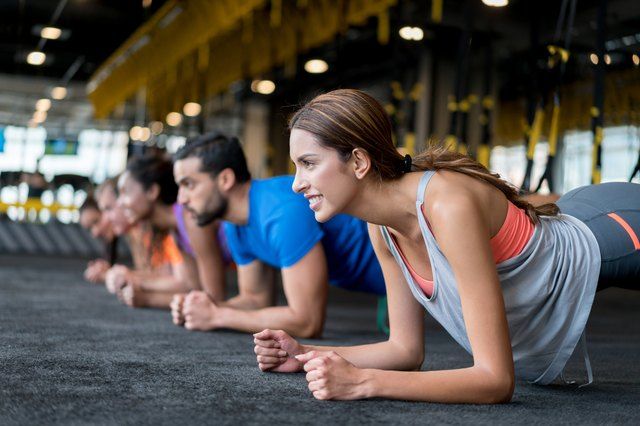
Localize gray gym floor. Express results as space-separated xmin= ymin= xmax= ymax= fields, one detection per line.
xmin=1 ymin=255 xmax=639 ymax=425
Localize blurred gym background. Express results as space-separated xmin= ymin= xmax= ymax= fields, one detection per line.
xmin=0 ymin=0 xmax=639 ymax=258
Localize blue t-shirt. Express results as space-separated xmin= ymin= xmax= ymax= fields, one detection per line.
xmin=222 ymin=176 xmax=386 ymax=295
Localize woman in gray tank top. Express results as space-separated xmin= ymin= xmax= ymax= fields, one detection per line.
xmin=253 ymin=89 xmax=640 ymax=404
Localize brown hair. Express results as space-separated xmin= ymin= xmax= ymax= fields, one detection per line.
xmin=289 ymin=89 xmax=558 ymax=223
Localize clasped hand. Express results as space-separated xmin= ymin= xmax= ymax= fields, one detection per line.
xmin=253 ymin=329 xmax=369 ymax=400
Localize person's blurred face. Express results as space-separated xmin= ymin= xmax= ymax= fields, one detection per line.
xmin=97 ymin=185 xmax=130 ymax=235
xmin=174 ymin=157 xmax=228 ymax=226
xmin=117 ymin=171 xmax=155 ymax=225
xmin=80 ymin=207 xmax=114 ymax=240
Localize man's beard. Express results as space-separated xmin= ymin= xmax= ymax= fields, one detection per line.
xmin=195 ymin=197 xmax=228 ymax=227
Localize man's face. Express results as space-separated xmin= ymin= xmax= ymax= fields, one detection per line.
xmin=174 ymin=157 xmax=228 ymax=226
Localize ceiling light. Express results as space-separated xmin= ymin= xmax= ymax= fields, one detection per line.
xmin=142 ymin=0 xmax=153 ymax=8
xmin=36 ymin=99 xmax=52 ymax=112
xmin=41 ymin=27 xmax=62 ymax=40
xmin=482 ymin=0 xmax=509 ymax=6
xmin=129 ymin=126 xmax=143 ymax=140
xmin=604 ymin=54 xmax=611 ymax=65
xmin=33 ymin=111 xmax=47 ymax=123
xmin=139 ymin=127 xmax=151 ymax=142
xmin=590 ymin=53 xmax=599 ymax=65
xmin=51 ymin=86 xmax=67 ymax=100
xmin=251 ymin=80 xmax=276 ymax=95
xmin=166 ymin=112 xmax=183 ymax=127
xmin=27 ymin=51 xmax=46 ymax=66
xmin=183 ymin=102 xmax=202 ymax=117
xmin=304 ymin=59 xmax=329 ymax=74
xmin=633 ymin=54 xmax=639 ymax=66
xmin=150 ymin=121 xmax=164 ymax=135
xmin=399 ymin=26 xmax=424 ymax=41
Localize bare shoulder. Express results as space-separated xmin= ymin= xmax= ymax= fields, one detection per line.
xmin=367 ymin=222 xmax=393 ymax=259
xmin=424 ymin=170 xmax=506 ymax=235
xmin=425 ymin=170 xmax=482 ymax=209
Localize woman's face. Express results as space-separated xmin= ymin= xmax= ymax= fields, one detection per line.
xmin=97 ymin=186 xmax=131 ymax=235
xmin=80 ymin=207 xmax=114 ymax=240
xmin=289 ymin=128 xmax=359 ymax=223
xmin=116 ymin=171 xmax=155 ymax=225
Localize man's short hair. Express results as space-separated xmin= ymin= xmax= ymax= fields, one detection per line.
xmin=174 ymin=132 xmax=251 ymax=183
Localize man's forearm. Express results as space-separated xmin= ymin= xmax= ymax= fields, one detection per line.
xmin=216 ymin=305 xmax=322 ymax=337
xmin=219 ymin=293 xmax=270 ymax=310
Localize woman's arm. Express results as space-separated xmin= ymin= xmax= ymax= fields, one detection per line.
xmin=304 ymin=188 xmax=515 ymax=403
xmin=274 ymin=184 xmax=515 ymax=403
xmin=254 ymin=223 xmax=426 ymax=371
xmin=348 ymin=193 xmax=515 ymax=403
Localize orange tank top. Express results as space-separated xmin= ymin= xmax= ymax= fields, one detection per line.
xmin=394 ymin=201 xmax=535 ymax=297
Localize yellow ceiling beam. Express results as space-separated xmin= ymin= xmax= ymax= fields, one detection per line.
xmin=88 ymin=0 xmax=397 ymax=119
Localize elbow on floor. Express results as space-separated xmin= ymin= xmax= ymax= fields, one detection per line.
xmin=293 ymin=318 xmax=324 ymax=339
xmin=403 ymin=351 xmax=424 ymax=371
xmin=481 ymin=377 xmax=515 ymax=404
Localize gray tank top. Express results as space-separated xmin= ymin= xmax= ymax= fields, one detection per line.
xmin=380 ymin=171 xmax=601 ymax=384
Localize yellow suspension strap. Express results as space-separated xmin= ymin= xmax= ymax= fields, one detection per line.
xmin=591 ymin=0 xmax=606 ymax=185
xmin=445 ymin=94 xmax=459 ymax=151
xmin=389 ymin=81 xmax=405 ymax=148
xmin=403 ymin=82 xmax=424 ymax=156
xmin=270 ymin=0 xmax=282 ymax=28
xmin=534 ymin=95 xmax=561 ymax=192
xmin=457 ymin=94 xmax=478 ymax=156
xmin=520 ymin=6 xmax=541 ymax=193
xmin=591 ymin=121 xmax=603 ymax=184
xmin=532 ymin=45 xmax=570 ymax=193
xmin=528 ymin=0 xmax=576 ymax=193
xmin=431 ymin=0 xmax=443 ymax=24
xmin=521 ymin=105 xmax=545 ymax=191
xmin=378 ymin=9 xmax=390 ymax=45
xmin=447 ymin=0 xmax=474 ymax=155
xmin=477 ymin=38 xmax=494 ymax=168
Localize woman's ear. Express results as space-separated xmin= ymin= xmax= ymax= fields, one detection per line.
xmin=146 ymin=183 xmax=161 ymax=202
xmin=351 ymin=148 xmax=372 ymax=180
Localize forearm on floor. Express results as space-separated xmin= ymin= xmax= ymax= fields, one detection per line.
xmin=138 ymin=275 xmax=188 ymax=293
xmin=219 ymin=293 xmax=270 ymax=310
xmin=217 ymin=305 xmax=321 ymax=337
xmin=301 ymin=340 xmax=423 ymax=371
xmin=360 ymin=366 xmax=514 ymax=404
xmin=138 ymin=289 xmax=175 ymax=309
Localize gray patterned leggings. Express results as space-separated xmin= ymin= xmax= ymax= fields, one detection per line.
xmin=557 ymin=182 xmax=640 ymax=291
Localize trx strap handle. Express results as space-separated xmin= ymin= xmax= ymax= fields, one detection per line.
xmin=592 ymin=125 xmax=603 ymax=184
xmin=630 ymin=153 xmax=640 ymax=182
